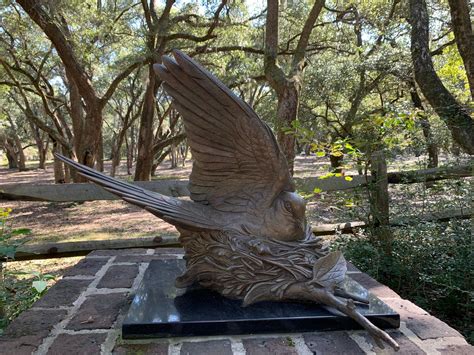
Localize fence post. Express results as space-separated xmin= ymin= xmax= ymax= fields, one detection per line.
xmin=370 ymin=150 xmax=393 ymax=256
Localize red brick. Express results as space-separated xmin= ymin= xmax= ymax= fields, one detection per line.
xmin=304 ymin=331 xmax=364 ymax=355
xmin=405 ymin=313 xmax=462 ymax=340
xmin=2 ymin=309 xmax=66 ymax=338
xmin=97 ymin=265 xmax=138 ymax=289
xmin=243 ymin=337 xmax=298 ymax=355
xmin=48 ymin=333 xmax=107 ymax=355
xmin=67 ymin=293 xmax=130 ymax=330
xmin=112 ymin=342 xmax=168 ymax=355
xmin=359 ymin=330 xmax=426 ymax=354
xmin=64 ymin=258 xmax=108 ymax=277
xmin=33 ymin=279 xmax=92 ymax=308
xmin=0 ymin=336 xmax=38 ymax=355
xmin=436 ymin=344 xmax=474 ymax=354
xmin=114 ymin=254 xmax=178 ymax=263
xmin=0 ymin=309 xmax=67 ymax=354
xmin=181 ymin=340 xmax=232 ymax=355
xmin=382 ymin=299 xmax=429 ymax=320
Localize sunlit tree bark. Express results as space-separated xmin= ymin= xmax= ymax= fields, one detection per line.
xmin=410 ymin=0 xmax=474 ymax=154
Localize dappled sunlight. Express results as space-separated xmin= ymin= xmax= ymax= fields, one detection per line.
xmin=0 ymin=199 xmax=178 ymax=243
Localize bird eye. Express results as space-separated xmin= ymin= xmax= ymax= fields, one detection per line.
xmin=284 ymin=201 xmax=292 ymax=212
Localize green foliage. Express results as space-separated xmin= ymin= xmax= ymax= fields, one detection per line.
xmin=434 ymin=35 xmax=471 ymax=104
xmin=0 ymin=208 xmax=53 ymax=335
xmin=31 ymin=271 xmax=55 ymax=295
xmin=333 ymin=219 xmax=473 ymax=343
xmin=0 ymin=208 xmax=30 ymax=260
xmin=0 ymin=271 xmax=53 ymax=335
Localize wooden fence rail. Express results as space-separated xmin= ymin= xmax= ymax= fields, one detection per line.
xmin=1 ymin=163 xmax=471 ymax=202
xmin=13 ymin=207 xmax=472 ymax=260
xmin=14 ymin=235 xmax=181 ymax=261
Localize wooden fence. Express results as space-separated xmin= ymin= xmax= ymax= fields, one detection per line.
xmin=1 ymin=163 xmax=470 ymax=202
xmin=1 ymin=154 xmax=472 ymax=259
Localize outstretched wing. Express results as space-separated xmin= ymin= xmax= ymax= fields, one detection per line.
xmin=55 ymin=154 xmax=224 ymax=232
xmin=154 ymin=50 xmax=294 ymax=213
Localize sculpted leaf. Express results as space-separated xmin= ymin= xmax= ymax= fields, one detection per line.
xmin=312 ymin=251 xmax=347 ymax=288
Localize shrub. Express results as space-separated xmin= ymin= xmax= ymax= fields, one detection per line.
xmin=333 ymin=219 xmax=473 ymax=344
xmin=0 ymin=208 xmax=52 ymax=335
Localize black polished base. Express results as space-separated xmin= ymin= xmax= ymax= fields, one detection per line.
xmin=122 ymin=259 xmax=399 ymax=339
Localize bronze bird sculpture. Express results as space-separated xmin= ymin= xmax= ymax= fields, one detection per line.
xmin=57 ymin=50 xmax=399 ymax=350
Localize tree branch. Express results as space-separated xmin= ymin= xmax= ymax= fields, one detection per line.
xmin=291 ymin=0 xmax=325 ymax=73
xmin=100 ymin=61 xmax=143 ymax=105
xmin=1 ymin=59 xmax=71 ymax=149
xmin=16 ymin=0 xmax=99 ymax=105
xmin=152 ymin=132 xmax=186 ymax=154
xmin=164 ymin=0 xmax=227 ymax=43
xmin=430 ymin=38 xmax=456 ymax=56
xmin=264 ymin=0 xmax=287 ymax=92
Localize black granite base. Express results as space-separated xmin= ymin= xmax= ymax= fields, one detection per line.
xmin=122 ymin=259 xmax=399 ymax=339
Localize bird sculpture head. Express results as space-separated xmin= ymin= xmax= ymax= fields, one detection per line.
xmin=263 ymin=191 xmax=308 ymax=241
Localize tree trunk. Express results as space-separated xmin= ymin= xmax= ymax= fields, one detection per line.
xmin=96 ymin=129 xmax=104 ymax=172
xmin=369 ymin=151 xmax=392 ymax=256
xmin=135 ymin=65 xmax=158 ymax=181
xmin=447 ymin=0 xmax=474 ymax=100
xmin=37 ymin=138 xmax=47 ymax=170
xmin=409 ymin=81 xmax=438 ymax=168
xmin=17 ymin=0 xmax=135 ymax=177
xmin=38 ymin=146 xmax=46 ymax=169
xmin=275 ymin=85 xmax=299 ymax=174
xmin=6 ymin=116 xmax=26 ymax=171
xmin=30 ymin=122 xmax=47 ymax=169
xmin=12 ymin=134 xmax=26 ymax=171
xmin=52 ymin=140 xmax=65 ymax=183
xmin=410 ymin=0 xmax=474 ymax=154
xmin=179 ymin=142 xmax=188 ymax=166
xmin=110 ymin=143 xmax=120 ymax=177
xmin=420 ymin=120 xmax=438 ymax=168
xmin=1 ymin=132 xmax=18 ymax=169
xmin=111 ymin=129 xmax=127 ymax=177
xmin=264 ymin=0 xmax=325 ymax=174
xmin=170 ymin=141 xmax=178 ymax=168
xmin=5 ymin=147 xmax=18 ymax=169
xmin=151 ymin=148 xmax=171 ymax=176
xmin=68 ymin=71 xmax=84 ymax=158
xmin=126 ymin=126 xmax=135 ymax=175
xmin=451 ymin=143 xmax=461 ymax=156
xmin=74 ymin=106 xmax=103 ymax=180
xmin=17 ymin=0 xmax=102 ymax=170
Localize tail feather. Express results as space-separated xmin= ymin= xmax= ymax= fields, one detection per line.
xmin=55 ymin=154 xmax=221 ymax=231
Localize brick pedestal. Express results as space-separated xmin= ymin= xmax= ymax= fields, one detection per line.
xmin=1 ymin=248 xmax=471 ymax=355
